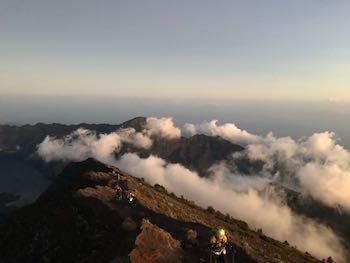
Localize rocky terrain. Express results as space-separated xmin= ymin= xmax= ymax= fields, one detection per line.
xmin=0 ymin=158 xmax=322 ymax=263
xmin=0 ymin=192 xmax=19 ymax=224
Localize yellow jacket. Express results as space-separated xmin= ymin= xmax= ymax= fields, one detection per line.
xmin=210 ymin=234 xmax=227 ymax=246
xmin=210 ymin=234 xmax=228 ymax=255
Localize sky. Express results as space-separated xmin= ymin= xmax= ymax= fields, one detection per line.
xmin=2 ymin=94 xmax=350 ymax=149
xmin=1 ymin=0 xmax=350 ymax=101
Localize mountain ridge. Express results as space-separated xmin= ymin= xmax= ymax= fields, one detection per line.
xmin=0 ymin=117 xmax=348 ymax=261
xmin=0 ymin=158 xmax=322 ymax=263
xmin=0 ymin=117 xmax=244 ymax=177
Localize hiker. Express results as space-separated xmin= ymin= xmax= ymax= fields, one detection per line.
xmin=119 ymin=178 xmax=128 ymax=191
xmin=210 ymin=228 xmax=233 ymax=263
xmin=126 ymin=190 xmax=136 ymax=203
xmin=115 ymin=184 xmax=123 ymax=200
xmin=112 ymin=177 xmax=131 ymax=201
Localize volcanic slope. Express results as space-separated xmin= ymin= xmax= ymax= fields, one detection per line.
xmin=0 ymin=158 xmax=321 ymax=263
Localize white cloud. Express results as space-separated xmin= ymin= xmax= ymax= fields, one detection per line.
xmin=208 ymin=162 xmax=274 ymax=192
xmin=145 ymin=117 xmax=181 ymax=139
xmin=118 ymin=128 xmax=153 ymax=149
xmin=182 ymin=119 xmax=350 ymax=214
xmin=183 ymin=120 xmax=260 ymax=144
xmin=298 ymin=163 xmax=350 ymax=211
xmin=238 ymin=131 xmax=350 ymax=212
xmin=183 ymin=123 xmax=196 ymax=137
xmin=37 ymin=128 xmax=152 ymax=163
xmin=116 ymin=153 xmax=346 ymax=262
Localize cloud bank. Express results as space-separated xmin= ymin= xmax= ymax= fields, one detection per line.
xmin=183 ymin=120 xmax=260 ymax=144
xmin=37 ymin=117 xmax=180 ymax=163
xmin=36 ymin=117 xmax=350 ymax=262
xmin=184 ymin=120 xmax=350 ymax=213
xmin=37 ymin=127 xmax=152 ymax=163
xmin=238 ymin=132 xmax=350 ymax=212
xmin=145 ymin=117 xmax=181 ymax=139
xmin=116 ymin=154 xmax=345 ymax=262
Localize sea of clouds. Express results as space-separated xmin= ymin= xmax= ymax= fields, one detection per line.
xmin=37 ymin=117 xmax=350 ymax=262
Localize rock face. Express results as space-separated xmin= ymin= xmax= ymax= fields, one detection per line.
xmin=0 ymin=159 xmax=321 ymax=263
xmin=129 ymin=219 xmax=183 ymax=263
xmin=182 ymin=229 xmax=199 ymax=250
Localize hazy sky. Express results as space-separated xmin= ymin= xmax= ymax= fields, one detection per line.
xmin=0 ymin=0 xmax=350 ymax=100
xmin=2 ymin=94 xmax=350 ymax=148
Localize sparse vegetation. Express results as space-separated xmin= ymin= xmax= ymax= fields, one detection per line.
xmin=0 ymin=159 xmax=325 ymax=263
xmin=129 ymin=174 xmax=322 ymax=262
xmin=206 ymin=206 xmax=215 ymax=214
xmin=154 ymin=183 xmax=167 ymax=194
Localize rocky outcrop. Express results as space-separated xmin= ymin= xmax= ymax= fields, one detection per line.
xmin=129 ymin=219 xmax=183 ymax=263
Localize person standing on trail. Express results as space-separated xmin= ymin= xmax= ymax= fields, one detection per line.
xmin=210 ymin=228 xmax=233 ymax=263
xmin=119 ymin=179 xmax=129 ymax=192
xmin=210 ymin=228 xmax=228 ymax=255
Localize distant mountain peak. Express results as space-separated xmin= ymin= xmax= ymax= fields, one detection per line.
xmin=120 ymin=117 xmax=147 ymax=132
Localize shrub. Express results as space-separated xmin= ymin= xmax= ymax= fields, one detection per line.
xmin=224 ymin=213 xmax=231 ymax=222
xmin=206 ymin=206 xmax=215 ymax=214
xmin=154 ymin=184 xmax=167 ymax=194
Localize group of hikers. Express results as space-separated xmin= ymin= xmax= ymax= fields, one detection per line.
xmin=112 ymin=174 xmax=234 ymax=263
